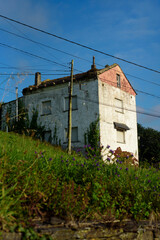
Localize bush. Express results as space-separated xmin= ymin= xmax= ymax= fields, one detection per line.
xmin=1 ymin=131 xmax=160 ymax=232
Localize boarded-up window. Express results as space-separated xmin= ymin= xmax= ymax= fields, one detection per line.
xmin=117 ymin=129 xmax=125 ymax=143
xmin=42 ymin=101 xmax=51 ymax=115
xmin=72 ymin=127 xmax=78 ymax=142
xmin=115 ymin=98 xmax=123 ymax=113
xmin=64 ymin=96 xmax=77 ymax=111
xmin=64 ymin=127 xmax=78 ymax=142
xmin=117 ymin=74 xmax=121 ymax=88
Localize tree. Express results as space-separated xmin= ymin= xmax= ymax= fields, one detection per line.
xmin=138 ymin=123 xmax=160 ymax=166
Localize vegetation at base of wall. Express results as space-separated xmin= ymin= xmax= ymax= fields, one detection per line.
xmin=6 ymin=101 xmax=45 ymax=140
xmin=0 ymin=131 xmax=160 ymax=237
xmin=9 ymin=100 xmax=29 ymax=134
xmin=84 ymin=118 xmax=101 ymax=158
xmin=53 ymin=122 xmax=61 ymax=146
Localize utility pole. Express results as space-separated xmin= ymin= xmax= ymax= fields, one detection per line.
xmin=16 ymin=87 xmax=18 ymax=122
xmin=68 ymin=60 xmax=74 ymax=154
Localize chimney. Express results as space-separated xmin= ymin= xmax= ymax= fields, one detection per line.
xmin=35 ymin=72 xmax=41 ymax=86
xmin=91 ymin=56 xmax=96 ymax=70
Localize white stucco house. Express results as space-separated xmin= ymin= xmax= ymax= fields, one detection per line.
xmin=0 ymin=62 xmax=138 ymax=159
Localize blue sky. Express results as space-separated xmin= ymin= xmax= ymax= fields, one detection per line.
xmin=0 ymin=0 xmax=160 ymax=130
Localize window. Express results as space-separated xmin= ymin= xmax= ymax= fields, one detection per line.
xmin=64 ymin=96 xmax=77 ymax=111
xmin=64 ymin=127 xmax=78 ymax=142
xmin=115 ymin=98 xmax=123 ymax=113
xmin=117 ymin=74 xmax=121 ymax=88
xmin=42 ymin=101 xmax=51 ymax=115
xmin=72 ymin=127 xmax=78 ymax=142
xmin=114 ymin=122 xmax=130 ymax=144
xmin=117 ymin=129 xmax=125 ymax=143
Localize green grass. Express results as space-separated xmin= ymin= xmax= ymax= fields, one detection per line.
xmin=0 ymin=130 xmax=160 ymax=236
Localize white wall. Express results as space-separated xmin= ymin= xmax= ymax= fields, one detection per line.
xmin=98 ymin=80 xmax=138 ymax=159
xmin=24 ymin=79 xmax=99 ymax=148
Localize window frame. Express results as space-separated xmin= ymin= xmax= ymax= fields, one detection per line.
xmin=115 ymin=98 xmax=123 ymax=113
xmin=41 ymin=100 xmax=52 ymax=116
xmin=114 ymin=122 xmax=130 ymax=144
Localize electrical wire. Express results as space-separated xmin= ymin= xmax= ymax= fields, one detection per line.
xmin=1 ymin=69 xmax=160 ymax=101
xmin=0 ymin=73 xmax=69 ymax=76
xmin=98 ymin=75 xmax=160 ymax=100
xmin=1 ymin=95 xmax=160 ymax=126
xmin=0 ymin=27 xmax=90 ymax=64
xmin=0 ymin=37 xmax=160 ymax=113
xmin=0 ymin=87 xmax=15 ymax=94
xmin=1 ymin=27 xmax=160 ymax=88
xmin=0 ymin=67 xmax=70 ymax=72
xmin=3 ymin=20 xmax=68 ymax=66
xmin=77 ymin=96 xmax=160 ymax=119
xmin=0 ymin=14 xmax=160 ymax=74
xmin=0 ymin=42 xmax=71 ymax=69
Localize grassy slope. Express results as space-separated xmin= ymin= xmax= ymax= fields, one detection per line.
xmin=0 ymin=130 xmax=160 ymax=231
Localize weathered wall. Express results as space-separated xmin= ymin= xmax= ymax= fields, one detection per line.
xmin=99 ymin=65 xmax=136 ymax=96
xmin=98 ymin=71 xmax=138 ymax=159
xmin=0 ymin=67 xmax=138 ymax=160
xmin=1 ymin=100 xmax=16 ymax=131
xmin=0 ymin=97 xmax=24 ymax=131
xmin=24 ymin=79 xmax=99 ymax=148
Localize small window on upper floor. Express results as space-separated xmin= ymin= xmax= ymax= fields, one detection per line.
xmin=115 ymin=98 xmax=123 ymax=113
xmin=42 ymin=101 xmax=51 ymax=115
xmin=117 ymin=74 xmax=121 ymax=88
xmin=64 ymin=95 xmax=78 ymax=111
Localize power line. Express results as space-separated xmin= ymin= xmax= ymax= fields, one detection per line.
xmin=0 ymin=27 xmax=91 ymax=64
xmin=1 ymin=69 xmax=160 ymax=101
xmin=0 ymin=64 xmax=51 ymax=68
xmin=0 ymin=73 xmax=69 ymax=76
xmin=98 ymin=75 xmax=160 ymax=100
xmin=77 ymin=96 xmax=160 ymax=119
xmin=3 ymin=19 xmax=68 ymax=66
xmin=0 ymin=42 xmax=70 ymax=69
xmin=0 ymin=14 xmax=160 ymax=74
xmin=107 ymin=67 xmax=160 ymax=88
xmin=0 ymin=67 xmax=70 ymax=72
xmin=135 ymin=89 xmax=160 ymax=99
xmin=0 ymin=87 xmax=15 ymax=94
xmin=126 ymin=73 xmax=160 ymax=87
xmin=1 ymin=94 xmax=160 ymax=125
xmin=2 ymin=27 xmax=160 ymax=87
xmin=0 ymin=39 xmax=160 ymax=107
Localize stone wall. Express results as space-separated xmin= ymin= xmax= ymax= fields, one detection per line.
xmin=1 ymin=218 xmax=160 ymax=240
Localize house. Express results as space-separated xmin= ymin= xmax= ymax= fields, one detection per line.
xmin=0 ymin=61 xmax=138 ymax=159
